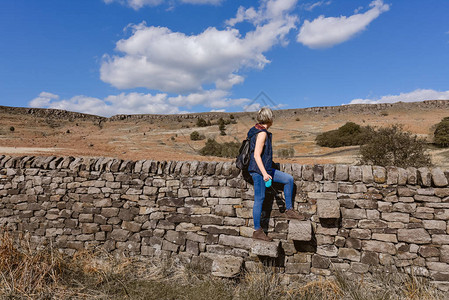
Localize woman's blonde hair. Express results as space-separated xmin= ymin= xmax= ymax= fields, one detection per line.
xmin=257 ymin=107 xmax=274 ymax=124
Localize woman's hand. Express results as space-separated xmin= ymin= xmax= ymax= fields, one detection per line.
xmin=263 ymin=173 xmax=272 ymax=182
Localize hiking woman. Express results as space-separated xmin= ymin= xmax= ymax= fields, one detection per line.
xmin=247 ymin=107 xmax=301 ymax=241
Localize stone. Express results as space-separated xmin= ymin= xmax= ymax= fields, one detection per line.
xmin=251 ymin=240 xmax=280 ymax=257
xmin=349 ymin=229 xmax=371 ymax=239
xmin=431 ymin=168 xmax=448 ymax=187
xmin=372 ymin=166 xmax=386 ymax=183
xmin=386 ymin=167 xmax=399 ymax=185
xmin=397 ymin=228 xmax=431 ymax=244
xmin=441 ymin=245 xmax=449 ymax=263
xmin=317 ymin=245 xmax=338 ymax=257
xmin=219 ymin=235 xmax=253 ymax=250
xmin=338 ymin=248 xmax=360 ymax=261
xmin=111 ymin=229 xmax=130 ymax=242
xmin=361 ymin=251 xmax=379 ymax=265
xmin=335 ymin=165 xmax=349 ymax=181
xmin=285 ymin=263 xmax=310 ymax=274
xmin=432 ymin=235 xmax=449 ymax=245
xmin=351 ymin=262 xmax=369 ymax=273
xmin=317 ymin=200 xmax=340 ymax=219
xmin=381 ymin=212 xmax=409 ymax=223
xmin=165 ymin=230 xmax=186 ymax=245
xmin=372 ymin=233 xmax=397 ymax=243
xmin=312 ymin=254 xmax=330 ymax=268
xmin=361 ymin=165 xmax=374 ymax=183
xmin=423 ymin=220 xmax=447 ymax=230
xmin=288 ymin=220 xmax=312 ymax=241
xmin=362 ymin=240 xmax=396 ymax=255
xmin=419 ymin=246 xmax=440 ymax=258
xmin=349 ymin=166 xmax=362 ymax=182
xmin=341 ymin=208 xmax=366 ymax=219
xmin=323 ymin=164 xmax=334 ymax=180
xmin=418 ymin=167 xmax=432 ymax=187
xmin=210 ymin=255 xmax=243 ymax=278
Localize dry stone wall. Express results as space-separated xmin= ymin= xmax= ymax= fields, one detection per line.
xmin=1 ymin=155 xmax=449 ymax=289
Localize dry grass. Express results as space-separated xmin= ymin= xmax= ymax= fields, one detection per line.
xmin=0 ymin=230 xmax=448 ymax=299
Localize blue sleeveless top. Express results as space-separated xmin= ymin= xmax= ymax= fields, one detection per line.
xmin=247 ymin=124 xmax=273 ymax=176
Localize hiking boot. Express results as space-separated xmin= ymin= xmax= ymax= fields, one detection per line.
xmin=252 ymin=228 xmax=273 ymax=242
xmin=284 ymin=209 xmax=302 ymax=220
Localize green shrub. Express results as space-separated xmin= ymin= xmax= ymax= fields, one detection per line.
xmin=219 ymin=123 xmax=226 ymax=136
xmin=434 ymin=117 xmax=449 ymax=147
xmin=359 ymin=124 xmax=431 ymax=168
xmin=190 ymin=131 xmax=205 ymax=141
xmin=199 ymin=139 xmax=240 ymax=158
xmin=196 ymin=118 xmax=208 ymax=127
xmin=9 ymin=126 xmax=15 ymax=132
xmin=316 ymin=122 xmax=371 ymax=148
xmin=277 ymin=148 xmax=295 ymax=158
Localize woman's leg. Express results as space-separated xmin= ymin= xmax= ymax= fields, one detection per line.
xmin=251 ymin=172 xmax=266 ymax=230
xmin=272 ymin=169 xmax=294 ymax=210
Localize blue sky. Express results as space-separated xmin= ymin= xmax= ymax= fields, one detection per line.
xmin=1 ymin=0 xmax=448 ymax=116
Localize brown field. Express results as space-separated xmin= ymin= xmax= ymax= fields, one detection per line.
xmin=1 ymin=101 xmax=449 ymax=167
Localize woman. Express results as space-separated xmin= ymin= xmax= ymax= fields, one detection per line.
xmin=248 ymin=107 xmax=301 ymax=241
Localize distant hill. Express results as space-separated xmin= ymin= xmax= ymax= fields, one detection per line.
xmin=1 ymin=100 xmax=449 ymax=166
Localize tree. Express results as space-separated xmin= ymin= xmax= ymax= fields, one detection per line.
xmin=199 ymin=138 xmax=240 ymax=158
xmin=196 ymin=118 xmax=207 ymax=127
xmin=434 ymin=117 xmax=449 ymax=147
xmin=316 ymin=122 xmax=371 ymax=148
xmin=359 ymin=124 xmax=431 ymax=168
xmin=190 ymin=131 xmax=205 ymax=141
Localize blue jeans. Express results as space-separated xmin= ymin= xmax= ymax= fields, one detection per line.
xmin=250 ymin=170 xmax=294 ymax=230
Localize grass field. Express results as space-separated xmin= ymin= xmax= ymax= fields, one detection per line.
xmin=0 ymin=231 xmax=447 ymax=300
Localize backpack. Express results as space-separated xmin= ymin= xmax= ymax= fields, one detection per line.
xmin=235 ymin=130 xmax=263 ymax=170
xmin=235 ymin=137 xmax=252 ymax=170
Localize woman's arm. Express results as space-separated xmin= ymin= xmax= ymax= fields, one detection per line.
xmin=254 ymin=131 xmax=272 ymax=182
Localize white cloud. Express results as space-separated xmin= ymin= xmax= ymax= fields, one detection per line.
xmin=346 ymin=89 xmax=449 ymax=105
xmin=103 ymin=0 xmax=223 ymax=10
xmin=302 ymin=1 xmax=331 ymax=12
xmin=29 ymin=92 xmax=59 ymax=107
xmin=29 ymin=90 xmax=250 ymax=117
xmin=101 ymin=0 xmax=298 ymax=93
xmin=297 ymin=0 xmax=389 ymax=49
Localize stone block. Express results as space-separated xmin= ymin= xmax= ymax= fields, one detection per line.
xmin=338 ymin=248 xmax=360 ymax=261
xmin=251 ymin=240 xmax=280 ymax=257
xmin=398 ymin=228 xmax=431 ymax=244
xmin=381 ymin=212 xmax=409 ymax=223
xmin=431 ymin=168 xmax=448 ymax=187
xmin=418 ymin=167 xmax=432 ymax=187
xmin=335 ymin=165 xmax=349 ymax=181
xmin=372 ymin=233 xmax=397 ymax=243
xmin=219 ymin=235 xmax=253 ymax=250
xmin=349 ymin=166 xmax=362 ymax=182
xmin=302 ymin=165 xmax=314 ymax=181
xmin=317 ymin=200 xmax=340 ymax=219
xmin=285 ymin=263 xmax=310 ymax=274
xmin=419 ymin=246 xmax=440 ymax=258
xmin=441 ymin=245 xmax=449 ymax=263
xmin=210 ymin=255 xmax=243 ymax=278
xmin=341 ymin=208 xmax=366 ymax=219
xmin=362 ymin=240 xmax=396 ymax=255
xmin=288 ymin=220 xmax=312 ymax=241
xmin=110 ymin=229 xmax=130 ymax=242
xmin=165 ymin=230 xmax=186 ymax=245
xmin=317 ymin=245 xmax=338 ymax=257
xmin=202 ymin=225 xmax=239 ymax=236
xmin=432 ymin=235 xmax=449 ymax=245
xmin=361 ymin=165 xmax=374 ymax=183
xmin=423 ymin=220 xmax=447 ymax=230
xmin=372 ymin=166 xmax=386 ymax=183
xmin=323 ymin=164 xmax=335 ymax=180
xmin=349 ymin=229 xmax=371 ymax=239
